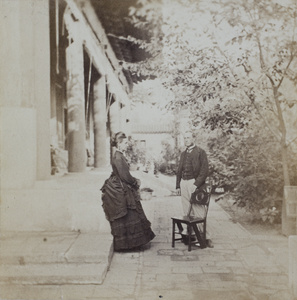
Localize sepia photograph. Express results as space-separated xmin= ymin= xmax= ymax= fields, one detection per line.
xmin=0 ymin=0 xmax=297 ymax=299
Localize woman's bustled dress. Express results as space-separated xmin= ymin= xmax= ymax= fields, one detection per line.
xmin=101 ymin=151 xmax=155 ymax=251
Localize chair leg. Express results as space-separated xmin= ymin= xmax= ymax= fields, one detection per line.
xmin=203 ymin=221 xmax=207 ymax=245
xmin=193 ymin=224 xmax=206 ymax=249
xmin=187 ymin=225 xmax=192 ymax=251
xmin=176 ymin=222 xmax=183 ymax=233
xmin=172 ymin=220 xmax=175 ymax=248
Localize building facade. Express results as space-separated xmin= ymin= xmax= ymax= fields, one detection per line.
xmin=1 ymin=0 xmax=132 ymax=190
xmin=0 ymin=0 xmax=136 ymax=234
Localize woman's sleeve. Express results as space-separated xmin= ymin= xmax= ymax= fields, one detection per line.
xmin=114 ymin=154 xmax=138 ymax=187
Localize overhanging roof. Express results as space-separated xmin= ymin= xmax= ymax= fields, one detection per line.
xmin=91 ymin=0 xmax=151 ymax=85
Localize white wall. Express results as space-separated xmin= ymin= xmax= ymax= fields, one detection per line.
xmin=132 ymin=132 xmax=174 ymax=160
xmin=0 ymin=107 xmax=37 ymax=189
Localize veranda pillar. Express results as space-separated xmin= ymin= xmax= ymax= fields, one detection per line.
xmin=66 ymin=39 xmax=86 ymax=172
xmin=109 ymin=100 xmax=120 ymax=136
xmin=93 ymin=76 xmax=108 ymax=168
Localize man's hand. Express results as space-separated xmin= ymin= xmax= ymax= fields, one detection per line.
xmin=176 ymin=188 xmax=181 ymax=196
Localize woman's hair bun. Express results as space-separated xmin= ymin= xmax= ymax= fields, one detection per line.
xmin=110 ymin=137 xmax=117 ymax=147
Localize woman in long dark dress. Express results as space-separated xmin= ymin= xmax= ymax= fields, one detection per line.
xmin=101 ymin=132 xmax=155 ymax=251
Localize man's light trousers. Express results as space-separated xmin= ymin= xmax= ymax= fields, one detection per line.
xmin=180 ymin=178 xmax=211 ymax=239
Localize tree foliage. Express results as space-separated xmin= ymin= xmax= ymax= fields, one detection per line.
xmin=126 ymin=0 xmax=297 ymax=223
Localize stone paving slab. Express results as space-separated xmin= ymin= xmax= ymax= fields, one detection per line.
xmin=0 ymin=232 xmax=79 ymax=264
xmin=0 ymin=232 xmax=113 ymax=285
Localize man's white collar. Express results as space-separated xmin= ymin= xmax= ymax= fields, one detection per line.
xmin=186 ymin=144 xmax=196 ymax=151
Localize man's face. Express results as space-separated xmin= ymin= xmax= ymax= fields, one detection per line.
xmin=184 ymin=132 xmax=194 ymax=147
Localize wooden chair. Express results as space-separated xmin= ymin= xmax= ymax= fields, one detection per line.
xmin=171 ymin=182 xmax=212 ymax=251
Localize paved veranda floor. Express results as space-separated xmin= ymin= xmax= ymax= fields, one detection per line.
xmin=0 ymin=194 xmax=293 ymax=300
xmin=0 ymin=172 xmax=294 ymax=300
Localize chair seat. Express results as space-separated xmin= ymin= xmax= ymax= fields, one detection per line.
xmin=171 ymin=216 xmax=207 ymax=251
xmin=171 ymin=216 xmax=205 ymax=223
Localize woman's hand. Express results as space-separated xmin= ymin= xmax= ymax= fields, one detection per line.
xmin=136 ymin=179 xmax=141 ymax=187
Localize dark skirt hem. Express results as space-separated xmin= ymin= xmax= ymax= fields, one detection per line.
xmin=113 ymin=230 xmax=155 ymax=251
xmin=110 ymin=207 xmax=155 ymax=251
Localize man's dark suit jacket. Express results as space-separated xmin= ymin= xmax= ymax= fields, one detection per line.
xmin=176 ymin=146 xmax=209 ymax=189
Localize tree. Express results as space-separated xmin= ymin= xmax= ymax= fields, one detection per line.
xmin=209 ymin=0 xmax=297 ymax=233
xmin=127 ymin=0 xmax=297 ymax=234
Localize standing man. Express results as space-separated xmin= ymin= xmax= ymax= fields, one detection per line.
xmin=176 ymin=131 xmax=213 ymax=248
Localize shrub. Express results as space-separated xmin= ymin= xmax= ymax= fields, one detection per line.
xmin=156 ymin=140 xmax=180 ymax=175
xmin=207 ymin=125 xmax=285 ymax=224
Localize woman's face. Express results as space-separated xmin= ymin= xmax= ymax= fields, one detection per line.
xmin=119 ymin=138 xmax=128 ymax=151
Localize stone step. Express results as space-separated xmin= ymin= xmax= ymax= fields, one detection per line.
xmin=0 ymin=232 xmax=113 ymax=285
xmin=0 ymin=263 xmax=110 ymax=285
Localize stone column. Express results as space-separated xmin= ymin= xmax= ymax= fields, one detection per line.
xmin=34 ymin=0 xmax=51 ymax=180
xmin=109 ymin=99 xmax=120 ymax=158
xmin=0 ymin=0 xmax=38 ymax=188
xmin=66 ymin=39 xmax=86 ymax=172
xmin=93 ymin=76 xmax=108 ymax=168
xmin=109 ymin=99 xmax=120 ymax=136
